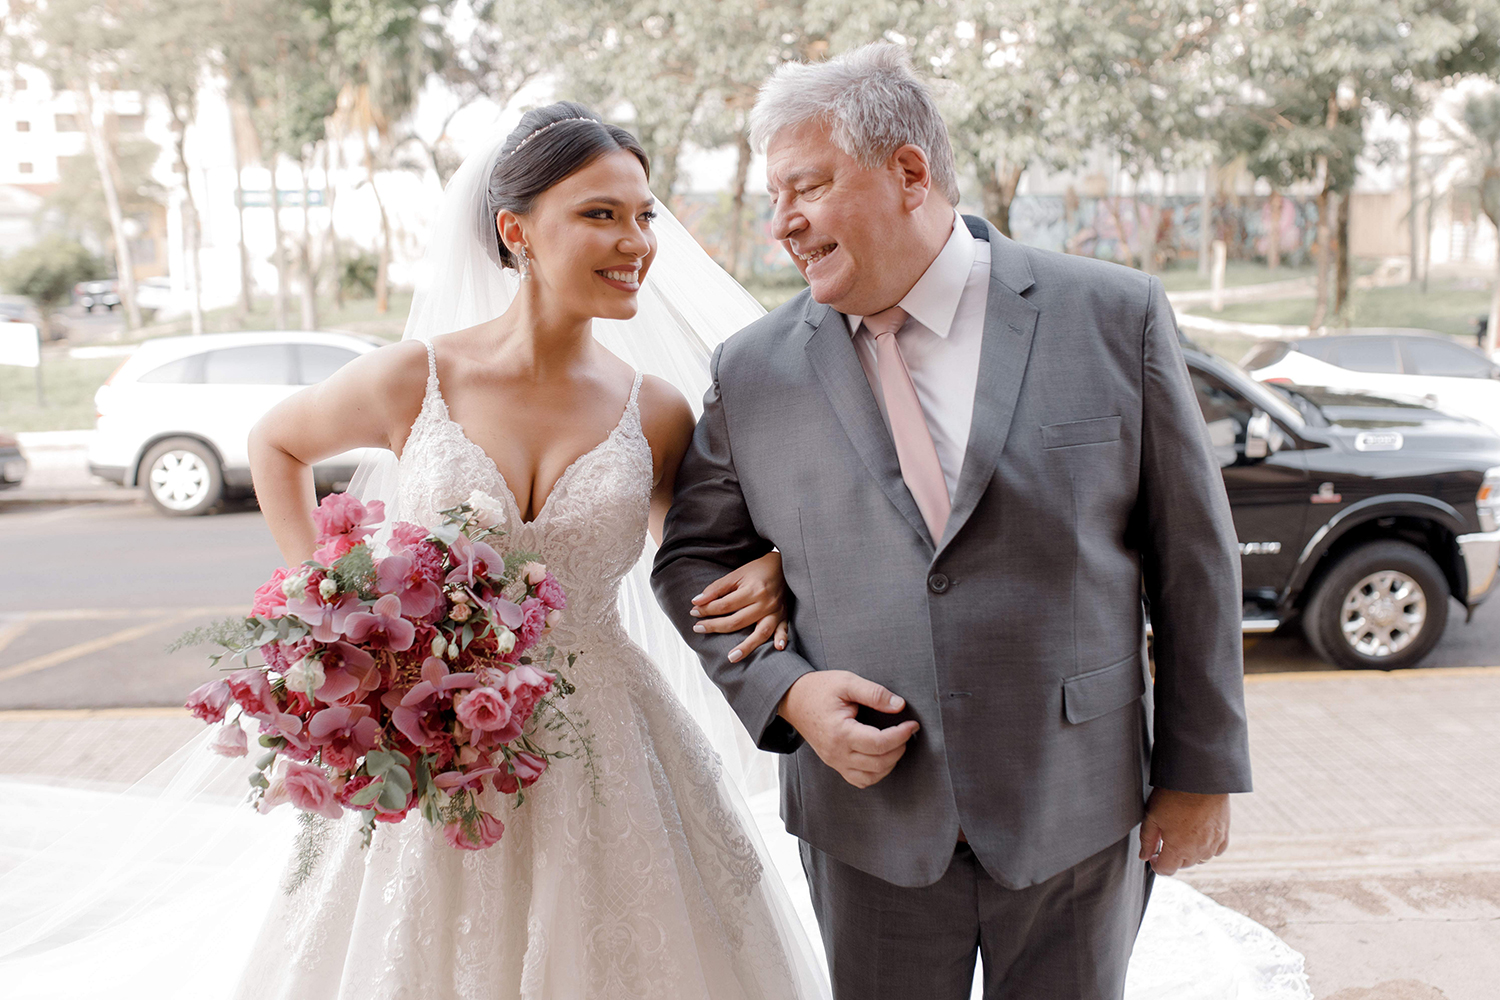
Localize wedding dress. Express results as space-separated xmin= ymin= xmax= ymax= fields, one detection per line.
xmin=232 ymin=342 xmax=827 ymax=999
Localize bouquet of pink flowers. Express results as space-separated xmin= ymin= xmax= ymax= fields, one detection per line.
xmin=181 ymin=490 xmax=583 ymax=850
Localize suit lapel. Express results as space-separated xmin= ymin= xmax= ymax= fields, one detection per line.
xmin=935 ymin=223 xmax=1039 ymax=558
xmin=801 ymin=300 xmax=934 ymax=546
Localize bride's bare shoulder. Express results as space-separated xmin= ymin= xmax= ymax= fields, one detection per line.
xmin=637 ymin=375 xmax=695 ymax=455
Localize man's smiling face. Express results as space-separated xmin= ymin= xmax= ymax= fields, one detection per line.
xmin=765 ymin=120 xmax=915 ymax=316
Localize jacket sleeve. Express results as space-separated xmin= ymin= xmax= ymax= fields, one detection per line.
xmin=650 ymin=343 xmax=814 ymax=753
xmin=1136 ymin=276 xmax=1253 ymax=794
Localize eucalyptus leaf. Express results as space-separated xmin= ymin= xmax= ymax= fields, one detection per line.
xmin=350 ymin=780 xmax=385 ymax=807
xmin=377 ymin=780 xmax=409 ymax=813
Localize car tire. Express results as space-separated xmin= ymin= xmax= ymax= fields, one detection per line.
xmin=1303 ymin=540 xmax=1449 ymax=670
xmin=141 ymin=437 xmax=224 ymax=517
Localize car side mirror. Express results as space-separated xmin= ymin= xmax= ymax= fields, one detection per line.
xmin=1244 ymin=410 xmax=1280 ymax=460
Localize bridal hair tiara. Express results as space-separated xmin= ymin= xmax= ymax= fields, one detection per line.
xmin=511 ymin=116 xmax=598 ymax=154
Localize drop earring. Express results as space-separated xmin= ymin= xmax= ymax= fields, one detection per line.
xmin=518 ymin=245 xmax=532 ymax=281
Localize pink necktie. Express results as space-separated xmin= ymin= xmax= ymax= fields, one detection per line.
xmin=861 ymin=306 xmax=950 ymax=540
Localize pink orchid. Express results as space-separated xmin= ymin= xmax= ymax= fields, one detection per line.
xmin=312 ymin=493 xmax=385 ymax=547
xmin=443 ymin=812 xmax=505 ymax=850
xmin=482 ymin=593 xmax=525 ymax=631
xmin=313 ymin=642 xmax=380 ymax=706
xmin=386 ymin=664 xmax=475 ymax=748
xmin=375 ymin=552 xmax=443 ymax=620
xmin=307 ymin=704 xmax=380 ymax=770
xmin=444 ymin=533 xmax=505 ymax=588
xmin=342 ymin=594 xmax=416 ymax=651
xmin=284 ymin=591 xmax=362 ymax=643
xmin=432 ymin=767 xmax=502 ymax=795
xmin=255 ymin=709 xmax=311 ymax=757
xmin=185 ymin=679 xmax=233 ymax=724
xmin=283 ymin=762 xmax=343 ymax=820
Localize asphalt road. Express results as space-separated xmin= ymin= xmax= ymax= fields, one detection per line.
xmin=2 ymin=499 xmax=1498 ymax=711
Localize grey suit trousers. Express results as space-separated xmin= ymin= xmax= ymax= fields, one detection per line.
xmin=802 ymin=830 xmax=1154 ymax=1000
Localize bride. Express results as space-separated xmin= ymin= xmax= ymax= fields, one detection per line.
xmin=0 ymin=102 xmax=1310 ymax=1000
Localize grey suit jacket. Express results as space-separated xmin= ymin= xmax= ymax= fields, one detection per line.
xmin=652 ymin=217 xmax=1252 ymax=890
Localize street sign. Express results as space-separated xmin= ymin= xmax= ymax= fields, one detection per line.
xmin=0 ymin=322 xmax=40 ymax=368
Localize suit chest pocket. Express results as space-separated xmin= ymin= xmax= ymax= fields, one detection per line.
xmin=1041 ymin=414 xmax=1122 ymax=450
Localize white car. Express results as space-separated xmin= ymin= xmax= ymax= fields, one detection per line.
xmin=1243 ymin=332 xmax=1500 ymax=434
xmin=89 ymin=331 xmax=382 ymax=515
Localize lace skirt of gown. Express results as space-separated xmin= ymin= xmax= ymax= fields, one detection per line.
xmin=231 ymin=620 xmax=822 ymax=1000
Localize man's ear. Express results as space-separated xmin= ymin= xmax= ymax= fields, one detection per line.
xmin=890 ymin=144 xmax=933 ymax=212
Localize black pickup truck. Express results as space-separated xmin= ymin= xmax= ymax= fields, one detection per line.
xmin=1177 ymin=345 xmax=1500 ymax=670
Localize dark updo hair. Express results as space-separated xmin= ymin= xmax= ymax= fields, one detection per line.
xmin=478 ymin=101 xmax=651 ymax=270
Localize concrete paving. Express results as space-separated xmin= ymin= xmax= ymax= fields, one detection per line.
xmin=1 ymin=667 xmax=1496 ymax=996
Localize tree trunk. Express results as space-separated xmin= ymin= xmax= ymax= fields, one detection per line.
xmin=324 ymin=140 xmax=345 ymax=310
xmin=1266 ymin=190 xmax=1283 ymax=270
xmin=80 ymin=79 xmax=142 ymax=330
xmin=1408 ymin=116 xmax=1420 ymax=286
xmin=298 ymin=158 xmax=318 ymax=330
xmin=1335 ymin=190 xmax=1352 ymax=325
xmin=980 ymin=160 xmax=1024 ymax=240
xmin=169 ymin=111 xmax=204 ymax=335
xmin=725 ymin=130 xmax=753 ymax=281
xmin=270 ymin=163 xmax=288 ymax=331
xmin=1310 ymin=185 xmax=1332 ymax=331
xmin=1198 ymin=161 xmax=1213 ymax=277
xmin=1489 ymin=234 xmax=1500 ymax=358
xmin=230 ymin=107 xmax=255 ymax=320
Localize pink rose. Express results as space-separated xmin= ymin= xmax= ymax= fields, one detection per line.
xmin=226 ymin=668 xmax=275 ymax=716
xmin=251 ymin=568 xmax=291 ymax=618
xmin=283 ymin=762 xmax=343 ymax=820
xmin=511 ymin=751 xmax=547 ymax=788
xmin=534 ymin=573 xmax=567 ymax=612
xmin=443 ymin=812 xmax=505 ymax=851
xmin=388 ymin=521 xmax=430 ymax=551
xmin=454 ymin=687 xmax=512 ymax=733
xmin=185 ymin=679 xmax=233 ymax=724
xmin=208 ymin=723 xmax=248 ymax=757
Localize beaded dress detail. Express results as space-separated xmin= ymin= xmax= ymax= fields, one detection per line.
xmin=233 ymin=341 xmax=815 ymax=1000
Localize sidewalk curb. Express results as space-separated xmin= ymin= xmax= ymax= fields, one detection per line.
xmin=0 ymin=489 xmax=143 ymax=506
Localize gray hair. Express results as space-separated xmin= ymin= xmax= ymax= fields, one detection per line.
xmin=748 ymin=42 xmax=960 ymax=206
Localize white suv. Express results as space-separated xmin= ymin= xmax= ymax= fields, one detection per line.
xmin=89 ymin=331 xmax=382 ymax=515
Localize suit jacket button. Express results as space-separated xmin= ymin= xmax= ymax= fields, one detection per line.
xmin=928 ymin=573 xmax=950 ymax=594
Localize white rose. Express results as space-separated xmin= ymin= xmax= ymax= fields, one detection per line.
xmin=494 ymin=627 xmax=516 ymax=655
xmin=284 ymin=657 xmax=325 ymax=696
xmin=281 ymin=569 xmax=310 ymax=600
xmin=465 ymin=490 xmax=506 ymax=529
xmin=521 ymin=562 xmax=548 ymax=587
xmin=318 ymin=577 xmax=338 ymax=600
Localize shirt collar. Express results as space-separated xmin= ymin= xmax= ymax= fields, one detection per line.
xmin=845 ymin=210 xmax=976 ymax=339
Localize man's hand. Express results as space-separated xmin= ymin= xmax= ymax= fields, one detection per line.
xmin=1138 ymin=788 xmax=1230 ymax=875
xmin=777 ymin=671 xmax=919 ymax=789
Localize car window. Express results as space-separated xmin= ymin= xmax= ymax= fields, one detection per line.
xmin=136 ymin=355 xmax=204 ymax=384
xmin=1399 ymin=338 xmax=1494 ymax=378
xmin=1241 ymin=342 xmax=1289 ymax=370
xmin=200 ymin=345 xmax=294 ymax=385
xmin=1330 ymin=338 xmax=1401 ymax=374
xmin=1190 ymin=371 xmax=1255 ymax=468
xmin=296 ymin=345 xmax=360 ymax=385
xmin=1296 ymin=338 xmax=1338 ymax=362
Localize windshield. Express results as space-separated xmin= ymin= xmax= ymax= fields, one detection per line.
xmin=1193 ymin=353 xmax=1305 ymax=428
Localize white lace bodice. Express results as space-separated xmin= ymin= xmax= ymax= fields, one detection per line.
xmin=396 ymin=339 xmax=653 ymax=645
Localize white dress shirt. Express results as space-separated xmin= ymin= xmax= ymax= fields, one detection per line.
xmin=845 ymin=211 xmax=992 ymax=500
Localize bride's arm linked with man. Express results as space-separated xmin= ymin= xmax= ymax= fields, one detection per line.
xmin=654 ymin=42 xmax=1251 ymax=1000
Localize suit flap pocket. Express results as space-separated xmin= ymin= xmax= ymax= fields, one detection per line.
xmin=1042 ymin=415 xmax=1122 ymax=450
xmin=1062 ymin=656 xmax=1146 ymax=724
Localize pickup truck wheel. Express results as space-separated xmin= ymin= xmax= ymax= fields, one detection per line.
xmin=1303 ymin=540 xmax=1448 ymax=670
xmin=141 ymin=437 xmax=224 ymax=516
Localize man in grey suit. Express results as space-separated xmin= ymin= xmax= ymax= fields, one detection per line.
xmin=652 ymin=43 xmax=1251 ymax=999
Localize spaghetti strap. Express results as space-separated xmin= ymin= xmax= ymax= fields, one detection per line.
xmin=421 ymin=339 xmax=441 ymax=398
xmin=627 ymin=370 xmax=644 ymax=410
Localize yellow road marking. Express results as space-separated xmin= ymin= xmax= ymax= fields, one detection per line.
xmin=0 ymin=608 xmax=235 ymax=684
xmin=0 ymin=706 xmax=189 ymax=720
xmin=0 ymin=620 xmax=28 ymax=657
xmin=1245 ymin=664 xmax=1500 ymax=683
